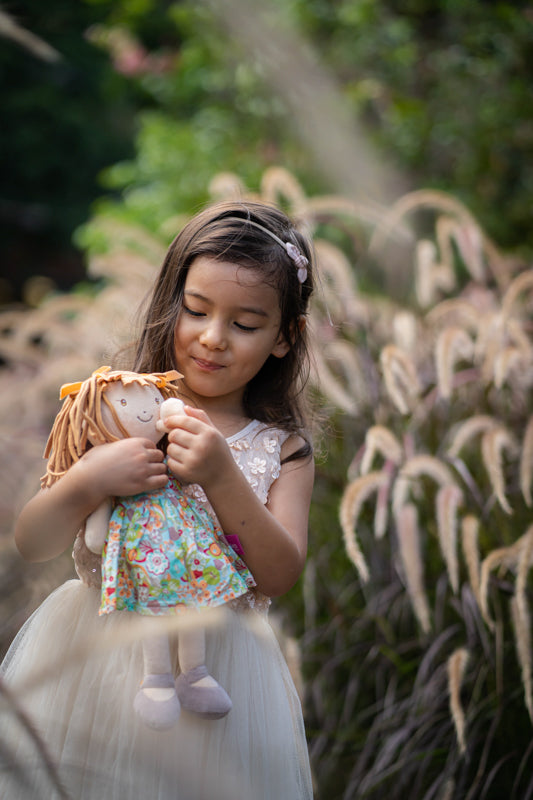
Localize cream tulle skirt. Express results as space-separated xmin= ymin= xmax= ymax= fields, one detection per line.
xmin=0 ymin=580 xmax=313 ymax=799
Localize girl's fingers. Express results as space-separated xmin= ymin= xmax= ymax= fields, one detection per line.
xmin=167 ymin=428 xmax=195 ymax=449
xmin=146 ymin=472 xmax=169 ymax=488
xmin=183 ymin=405 xmax=212 ymax=424
xmin=146 ymin=447 xmax=165 ymax=462
xmin=166 ymin=443 xmax=184 ymax=465
xmin=164 ymin=406 xmax=213 ymax=434
xmin=149 ymin=461 xmax=168 ymax=474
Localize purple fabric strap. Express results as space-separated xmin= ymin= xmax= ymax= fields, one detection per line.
xmin=225 ymin=533 xmax=246 ymax=558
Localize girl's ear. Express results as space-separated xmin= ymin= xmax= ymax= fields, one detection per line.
xmin=271 ymin=315 xmax=306 ymax=359
xmin=271 ymin=332 xmax=290 ymax=359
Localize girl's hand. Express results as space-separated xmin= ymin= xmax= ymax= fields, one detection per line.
xmin=79 ymin=437 xmax=168 ymax=500
xmin=164 ymin=407 xmax=234 ymax=489
xmin=15 ymin=437 xmax=168 ymax=563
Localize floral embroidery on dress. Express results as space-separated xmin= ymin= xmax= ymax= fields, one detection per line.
xmin=249 ymin=457 xmax=267 ymax=475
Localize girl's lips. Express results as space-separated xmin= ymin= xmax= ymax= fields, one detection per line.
xmin=192 ymin=357 xmax=224 ymax=372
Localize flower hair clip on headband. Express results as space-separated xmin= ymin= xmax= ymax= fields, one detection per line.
xmin=225 ymin=217 xmax=309 ymax=284
xmin=285 ymin=242 xmax=309 ymax=284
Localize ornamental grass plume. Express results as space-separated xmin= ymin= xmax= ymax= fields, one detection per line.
xmin=391 ymin=454 xmax=458 ymax=514
xmin=480 ymin=426 xmax=517 ymax=514
xmin=460 ymin=515 xmax=482 ymax=608
xmin=339 ymin=472 xmax=390 ymax=583
xmin=380 ymin=345 xmax=421 ymax=415
xmin=446 ymin=414 xmax=500 ymax=459
xmin=426 ymin=296 xmax=482 ymax=331
xmin=520 ymin=415 xmax=533 ymax=507
xmin=395 ymin=503 xmax=431 ymax=634
xmin=511 ymin=595 xmax=533 ymax=720
xmin=477 ymin=530 xmax=533 ymax=629
xmin=447 ymin=647 xmax=469 ymax=754
xmin=415 ymin=238 xmax=455 ymax=307
xmin=435 ymin=327 xmax=474 ymax=400
xmin=512 ymin=528 xmax=533 ymax=721
xmin=359 ymin=426 xmax=403 ymax=476
xmin=436 ymin=484 xmax=463 ymax=595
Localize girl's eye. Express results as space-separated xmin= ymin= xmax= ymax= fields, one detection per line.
xmin=183 ymin=306 xmax=204 ymax=318
xmin=120 ymin=398 xmax=127 ymax=406
xmin=235 ymin=322 xmax=258 ymax=332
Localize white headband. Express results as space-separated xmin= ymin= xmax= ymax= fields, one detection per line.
xmin=224 ymin=216 xmax=309 ymax=284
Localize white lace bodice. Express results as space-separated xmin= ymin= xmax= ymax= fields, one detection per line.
xmin=181 ymin=419 xmax=289 ymax=509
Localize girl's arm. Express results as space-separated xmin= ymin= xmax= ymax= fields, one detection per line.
xmin=15 ymin=438 xmax=168 ymax=562
xmin=166 ymin=409 xmax=314 ymax=597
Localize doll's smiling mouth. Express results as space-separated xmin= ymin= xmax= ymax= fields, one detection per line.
xmin=137 ymin=414 xmax=154 ymax=423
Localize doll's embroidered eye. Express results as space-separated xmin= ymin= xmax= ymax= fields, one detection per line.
xmin=155 ymin=397 xmax=161 ymax=404
xmin=120 ymin=398 xmax=127 ymax=406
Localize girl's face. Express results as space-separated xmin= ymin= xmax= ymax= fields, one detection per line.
xmin=173 ymin=256 xmax=289 ymax=413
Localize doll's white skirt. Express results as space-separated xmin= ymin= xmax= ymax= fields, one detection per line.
xmin=0 ymin=580 xmax=313 ymax=799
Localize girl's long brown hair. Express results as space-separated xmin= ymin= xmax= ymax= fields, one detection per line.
xmin=133 ymin=201 xmax=315 ymax=461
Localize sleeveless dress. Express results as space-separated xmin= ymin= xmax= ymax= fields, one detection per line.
xmin=0 ymin=420 xmax=314 ymax=800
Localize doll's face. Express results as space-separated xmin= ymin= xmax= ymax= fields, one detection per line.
xmin=100 ymin=382 xmax=164 ymax=444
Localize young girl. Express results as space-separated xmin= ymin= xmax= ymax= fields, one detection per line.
xmin=0 ymin=200 xmax=315 ymax=799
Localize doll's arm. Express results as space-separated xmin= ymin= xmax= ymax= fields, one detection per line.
xmin=84 ymin=498 xmax=112 ymax=554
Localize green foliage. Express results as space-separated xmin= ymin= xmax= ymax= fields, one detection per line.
xmin=292 ymin=0 xmax=533 ymax=252
xmin=72 ymin=0 xmax=533 ymax=253
xmin=86 ymin=3 xmax=316 ymax=230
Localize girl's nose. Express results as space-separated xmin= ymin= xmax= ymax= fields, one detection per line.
xmin=199 ymin=320 xmax=227 ymax=350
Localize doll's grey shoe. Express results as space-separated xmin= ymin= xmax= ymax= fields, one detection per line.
xmin=175 ymin=665 xmax=232 ymax=719
xmin=134 ymin=672 xmax=181 ymax=731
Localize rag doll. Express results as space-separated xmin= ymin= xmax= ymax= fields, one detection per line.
xmin=42 ymin=366 xmax=255 ymax=730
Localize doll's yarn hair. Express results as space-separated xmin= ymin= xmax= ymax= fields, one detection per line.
xmin=41 ymin=366 xmax=181 ymax=489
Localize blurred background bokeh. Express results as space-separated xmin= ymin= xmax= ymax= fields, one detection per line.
xmin=1 ymin=2 xmax=533 ymax=798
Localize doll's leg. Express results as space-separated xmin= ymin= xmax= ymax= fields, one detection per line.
xmin=175 ymin=620 xmax=232 ymax=719
xmin=133 ymin=619 xmax=181 ymax=731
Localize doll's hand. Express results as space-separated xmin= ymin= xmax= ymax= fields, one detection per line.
xmin=157 ymin=397 xmax=186 ymax=434
xmin=166 ymin=407 xmax=235 ymax=489
xmin=78 ymin=437 xmax=168 ymax=500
